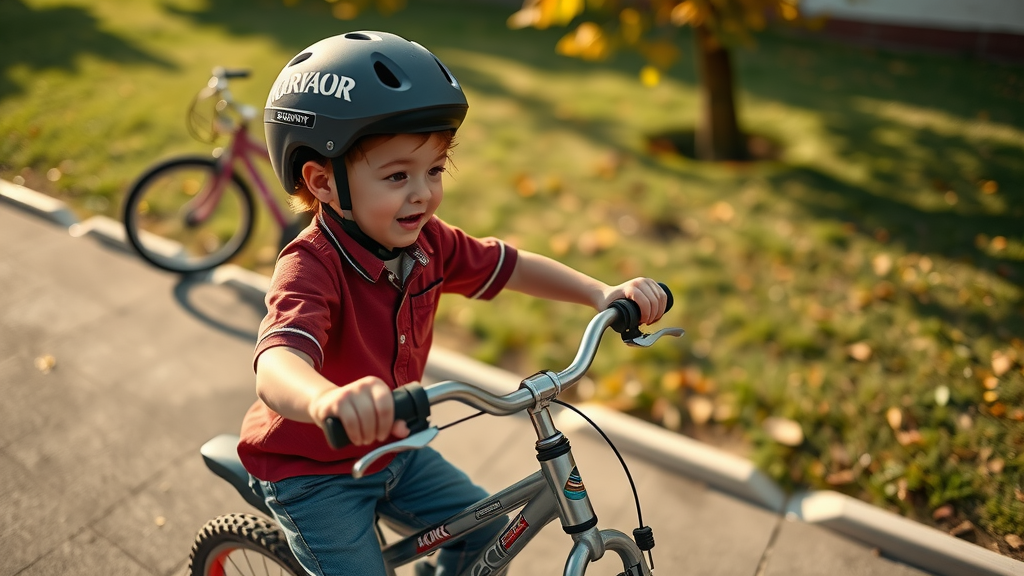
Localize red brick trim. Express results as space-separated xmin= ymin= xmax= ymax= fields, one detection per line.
xmin=818 ymin=17 xmax=1024 ymax=62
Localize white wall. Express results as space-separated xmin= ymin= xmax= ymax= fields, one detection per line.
xmin=801 ymin=0 xmax=1024 ymax=34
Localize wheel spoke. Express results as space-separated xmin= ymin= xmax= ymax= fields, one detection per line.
xmin=226 ymin=551 xmax=245 ymax=576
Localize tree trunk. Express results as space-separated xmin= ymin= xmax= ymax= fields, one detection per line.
xmin=695 ymin=24 xmax=745 ymax=161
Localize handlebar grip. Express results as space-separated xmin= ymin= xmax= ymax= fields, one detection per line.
xmin=323 ymin=383 xmax=432 ymax=450
xmin=610 ymin=282 xmax=674 ymax=335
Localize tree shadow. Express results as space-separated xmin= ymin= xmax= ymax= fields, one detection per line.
xmin=764 ymin=164 xmax=1024 ymax=340
xmin=645 ymin=129 xmax=783 ymax=161
xmin=0 ymin=0 xmax=175 ymax=100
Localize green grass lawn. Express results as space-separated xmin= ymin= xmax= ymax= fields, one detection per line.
xmin=3 ymin=0 xmax=1023 ymax=557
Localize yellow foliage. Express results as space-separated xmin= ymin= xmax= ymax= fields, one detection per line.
xmin=332 ymin=1 xmax=359 ymax=19
xmin=556 ymin=22 xmax=610 ymax=61
xmin=640 ymin=65 xmax=661 ymax=87
xmin=639 ymin=39 xmax=681 ymax=70
xmin=509 ymin=0 xmax=585 ymax=30
xmin=670 ymin=1 xmax=703 ymax=27
xmin=619 ymin=8 xmax=643 ymax=44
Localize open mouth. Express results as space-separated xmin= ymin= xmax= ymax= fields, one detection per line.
xmin=397 ymin=213 xmax=423 ymax=228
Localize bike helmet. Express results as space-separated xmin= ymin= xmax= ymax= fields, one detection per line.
xmin=264 ymin=32 xmax=468 ymax=258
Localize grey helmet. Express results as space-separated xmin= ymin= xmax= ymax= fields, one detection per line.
xmin=264 ymin=31 xmax=468 ymax=205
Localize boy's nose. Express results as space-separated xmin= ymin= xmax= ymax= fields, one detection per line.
xmin=408 ymin=179 xmax=432 ymax=203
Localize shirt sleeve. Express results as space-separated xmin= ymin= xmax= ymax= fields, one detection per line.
xmin=434 ymin=219 xmax=519 ymax=301
xmin=253 ymin=240 xmax=340 ymax=372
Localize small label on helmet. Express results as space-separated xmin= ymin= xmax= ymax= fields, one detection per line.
xmin=265 ymin=108 xmax=317 ymax=129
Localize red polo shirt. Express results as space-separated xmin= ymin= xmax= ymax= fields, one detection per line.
xmin=238 ymin=209 xmax=518 ymax=481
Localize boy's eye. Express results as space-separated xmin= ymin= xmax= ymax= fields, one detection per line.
xmin=385 ymin=172 xmax=408 ymax=182
xmin=429 ymin=165 xmax=447 ymax=176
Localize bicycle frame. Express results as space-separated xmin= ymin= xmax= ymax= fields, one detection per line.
xmin=187 ymin=123 xmax=292 ymax=230
xmin=378 ymin=404 xmax=652 ymax=576
xmin=200 ymin=301 xmax=680 ymax=576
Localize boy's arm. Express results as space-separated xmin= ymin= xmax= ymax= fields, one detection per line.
xmin=504 ymin=250 xmax=668 ymax=325
xmin=255 ymin=346 xmax=408 ymax=446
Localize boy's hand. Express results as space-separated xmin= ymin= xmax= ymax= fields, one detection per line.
xmin=309 ymin=376 xmax=411 ymax=446
xmin=599 ymin=278 xmax=668 ymax=325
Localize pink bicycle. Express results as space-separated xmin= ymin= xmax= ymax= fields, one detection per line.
xmin=122 ymin=67 xmax=306 ymax=274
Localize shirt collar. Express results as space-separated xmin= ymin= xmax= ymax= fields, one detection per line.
xmin=316 ymin=208 xmax=430 ymax=283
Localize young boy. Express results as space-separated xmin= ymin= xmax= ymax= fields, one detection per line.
xmin=240 ymin=31 xmax=668 ymax=576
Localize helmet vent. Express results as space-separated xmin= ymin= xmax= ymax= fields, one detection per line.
xmin=287 ymin=52 xmax=312 ymax=67
xmin=345 ymin=32 xmax=375 ymax=41
xmin=374 ymin=60 xmax=402 ymax=89
xmin=434 ymin=57 xmax=458 ymax=87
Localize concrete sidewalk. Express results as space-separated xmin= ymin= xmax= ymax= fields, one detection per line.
xmin=1 ymin=184 xmax=1020 ymax=576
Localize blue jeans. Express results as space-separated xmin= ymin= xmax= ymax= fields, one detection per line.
xmin=252 ymin=448 xmax=507 ymax=576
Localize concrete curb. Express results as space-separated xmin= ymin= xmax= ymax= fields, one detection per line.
xmin=3 ymin=179 xmax=1022 ymax=576
xmin=0 ymin=179 xmax=79 ymax=228
xmin=786 ymin=491 xmax=1023 ymax=576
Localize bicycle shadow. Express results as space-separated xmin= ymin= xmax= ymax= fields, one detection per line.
xmin=172 ymin=272 xmax=267 ymax=343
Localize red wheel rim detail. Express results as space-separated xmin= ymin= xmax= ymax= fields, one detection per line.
xmin=209 ymin=546 xmax=237 ymax=576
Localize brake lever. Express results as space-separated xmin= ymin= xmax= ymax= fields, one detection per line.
xmin=351 ymin=427 xmax=439 ymax=479
xmin=625 ymin=327 xmax=685 ymax=348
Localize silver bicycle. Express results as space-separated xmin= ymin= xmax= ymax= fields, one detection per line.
xmin=189 ymin=287 xmax=683 ymax=576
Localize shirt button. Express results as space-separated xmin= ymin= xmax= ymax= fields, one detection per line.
xmin=399 ymin=334 xmax=406 ymax=345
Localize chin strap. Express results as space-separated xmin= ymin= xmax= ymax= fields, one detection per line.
xmin=325 ymin=159 xmax=404 ymax=261
xmin=323 ymin=204 xmax=404 ymax=262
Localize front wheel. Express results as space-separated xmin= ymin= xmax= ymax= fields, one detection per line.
xmin=123 ymin=156 xmax=255 ymax=273
xmin=188 ymin=513 xmax=304 ymax=576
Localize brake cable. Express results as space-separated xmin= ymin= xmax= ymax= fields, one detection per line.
xmin=552 ymin=399 xmax=655 ymax=571
xmin=436 ymin=402 xmax=656 ymax=571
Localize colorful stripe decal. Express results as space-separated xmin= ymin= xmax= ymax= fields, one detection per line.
xmin=563 ymin=466 xmax=587 ymax=500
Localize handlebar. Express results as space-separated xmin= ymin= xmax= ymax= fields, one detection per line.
xmin=324 ymin=283 xmax=678 ymax=450
xmin=187 ymin=67 xmax=255 ymax=142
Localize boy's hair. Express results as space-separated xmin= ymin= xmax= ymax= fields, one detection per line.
xmin=288 ymin=130 xmax=456 ymax=214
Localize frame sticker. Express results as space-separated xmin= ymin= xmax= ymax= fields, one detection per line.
xmin=474 ymin=500 xmax=503 ymax=520
xmin=415 ymin=525 xmax=452 ymax=554
xmin=563 ymin=466 xmax=587 ymax=500
xmin=499 ymin=513 xmax=529 ymax=551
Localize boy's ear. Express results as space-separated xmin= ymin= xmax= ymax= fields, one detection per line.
xmin=301 ymin=160 xmax=335 ymax=204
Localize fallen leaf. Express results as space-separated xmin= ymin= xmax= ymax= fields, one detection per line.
xmin=872 ymin=253 xmax=893 ymax=276
xmin=514 ymin=173 xmax=537 ymax=197
xmin=709 ymin=201 xmax=735 ymax=223
xmin=549 ymin=233 xmax=572 ymax=256
xmin=988 ymin=458 xmax=1005 ymax=474
xmin=849 ymin=342 xmax=873 ymax=362
xmin=686 ymin=396 xmax=714 ymax=425
xmin=825 ymin=469 xmax=855 ymax=486
xmin=992 ymin=351 xmax=1013 ymax=376
xmin=932 ymin=504 xmax=954 ymax=521
xmin=950 ymin=520 xmax=975 ymax=540
xmin=896 ymin=429 xmax=923 ymax=446
xmin=984 ymin=376 xmax=999 ymax=390
xmin=155 ymin=516 xmax=166 ymax=527
xmin=660 ymin=370 xmax=684 ymax=393
xmin=848 ymin=288 xmax=873 ymax=310
xmin=34 ymin=354 xmax=56 ymax=374
xmin=981 ymin=180 xmax=999 ymax=194
xmin=763 ymin=417 xmax=803 ymax=446
xmin=886 ymin=407 xmax=903 ymax=430
xmin=1005 ymin=534 xmax=1023 ymax=551
xmin=872 ymin=281 xmax=896 ymax=300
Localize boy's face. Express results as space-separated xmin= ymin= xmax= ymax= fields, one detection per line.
xmin=343 ymin=133 xmax=447 ymax=251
